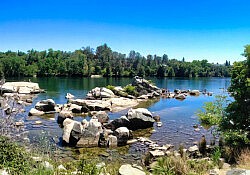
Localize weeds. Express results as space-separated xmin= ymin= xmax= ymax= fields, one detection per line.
xmin=152 ymin=156 xmax=213 ymax=175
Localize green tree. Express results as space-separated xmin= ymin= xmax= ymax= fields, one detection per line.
xmin=220 ymin=45 xmax=250 ymax=148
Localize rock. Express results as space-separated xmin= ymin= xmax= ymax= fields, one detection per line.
xmin=0 ymin=169 xmax=9 ymax=175
xmin=94 ymin=111 xmax=109 ymax=124
xmin=18 ymin=86 xmax=32 ymax=94
xmin=188 ymin=145 xmax=199 ymax=152
xmin=153 ymin=115 xmax=160 ymax=122
xmin=76 ymin=118 xmax=103 ymax=147
xmin=57 ymin=110 xmax=74 ymax=126
xmin=62 ymin=119 xmax=83 ymax=146
xmin=127 ymin=139 xmax=138 ymax=144
xmin=175 ymin=94 xmax=186 ymax=100
xmin=28 ymin=108 xmax=45 ymax=116
xmin=114 ymin=127 xmax=130 ymax=146
xmin=119 ymin=164 xmax=146 ymax=175
xmin=194 ymin=128 xmax=200 ymax=132
xmin=226 ymin=169 xmax=249 ymax=175
xmin=87 ymin=87 xmax=115 ymax=99
xmin=70 ymin=99 xmax=111 ymax=111
xmin=105 ymin=116 xmax=130 ymax=131
xmin=149 ymin=150 xmax=165 ymax=157
xmin=65 ymin=93 xmax=74 ymax=99
xmin=32 ymin=156 xmax=43 ymax=162
xmin=190 ymin=90 xmax=200 ymax=96
xmin=34 ymin=120 xmax=42 ymax=125
xmin=1 ymin=82 xmax=42 ymax=94
xmin=107 ymin=135 xmax=118 ymax=147
xmin=69 ymin=104 xmax=83 ymax=113
xmin=41 ymin=161 xmax=53 ymax=170
xmin=35 ymin=99 xmax=56 ymax=112
xmin=126 ymin=108 xmax=155 ymax=130
xmin=57 ymin=164 xmax=66 ymax=171
xmin=26 ymin=98 xmax=33 ymax=103
xmin=96 ymin=162 xmax=106 ymax=170
xmin=156 ymin=122 xmax=162 ymax=127
xmin=15 ymin=121 xmax=24 ymax=126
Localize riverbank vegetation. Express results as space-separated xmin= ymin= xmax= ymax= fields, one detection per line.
xmin=0 ymin=44 xmax=231 ymax=78
xmin=197 ymin=45 xmax=250 ymax=164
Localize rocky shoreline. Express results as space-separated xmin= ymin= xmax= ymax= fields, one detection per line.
xmin=1 ymin=77 xmax=228 ymax=174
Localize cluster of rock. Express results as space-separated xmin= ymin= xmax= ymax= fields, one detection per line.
xmin=0 ymin=82 xmax=44 ymax=116
xmin=161 ymin=88 xmax=213 ymax=100
xmin=57 ymin=107 xmax=159 ymax=148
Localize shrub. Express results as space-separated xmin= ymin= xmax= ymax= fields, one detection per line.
xmin=106 ymin=85 xmax=115 ymax=91
xmin=0 ymin=136 xmax=32 ymax=174
xmin=123 ymin=84 xmax=138 ymax=96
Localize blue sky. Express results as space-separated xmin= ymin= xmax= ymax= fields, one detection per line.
xmin=0 ymin=0 xmax=249 ymax=63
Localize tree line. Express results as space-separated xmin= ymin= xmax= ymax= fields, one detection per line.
xmin=0 ymin=44 xmax=232 ymax=78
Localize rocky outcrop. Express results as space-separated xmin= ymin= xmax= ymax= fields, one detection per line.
xmin=132 ymin=76 xmax=161 ymax=96
xmin=1 ymin=82 xmax=43 ymax=94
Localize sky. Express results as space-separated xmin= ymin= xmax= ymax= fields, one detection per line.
xmin=0 ymin=0 xmax=250 ymax=63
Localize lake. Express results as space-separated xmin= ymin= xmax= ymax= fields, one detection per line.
xmin=8 ymin=77 xmax=231 ymax=160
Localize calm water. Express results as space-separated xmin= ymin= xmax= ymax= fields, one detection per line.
xmin=9 ymin=77 xmax=231 ymax=153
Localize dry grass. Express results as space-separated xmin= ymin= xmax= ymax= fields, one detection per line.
xmin=238 ymin=148 xmax=250 ymax=169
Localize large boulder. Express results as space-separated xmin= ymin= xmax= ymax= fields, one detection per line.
xmin=62 ymin=118 xmax=83 ymax=146
xmin=35 ymin=99 xmax=56 ymax=112
xmin=126 ymin=108 xmax=155 ymax=130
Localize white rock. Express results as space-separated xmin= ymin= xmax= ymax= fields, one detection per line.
xmin=149 ymin=150 xmax=165 ymax=157
xmin=41 ymin=161 xmax=53 ymax=170
xmin=119 ymin=164 xmax=146 ymax=175
xmin=57 ymin=164 xmax=66 ymax=171
xmin=29 ymin=108 xmax=45 ymax=116
xmin=156 ymin=121 xmax=162 ymax=127
xmin=188 ymin=145 xmax=199 ymax=152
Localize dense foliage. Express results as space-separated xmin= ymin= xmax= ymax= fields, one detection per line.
xmin=198 ymin=45 xmax=250 ymax=162
xmin=0 ymin=44 xmax=231 ymax=78
xmin=221 ymin=45 xmax=250 ymax=148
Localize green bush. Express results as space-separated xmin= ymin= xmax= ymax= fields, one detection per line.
xmin=0 ymin=136 xmax=32 ymax=174
xmin=123 ymin=84 xmax=138 ymax=96
xmin=106 ymin=85 xmax=115 ymax=91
